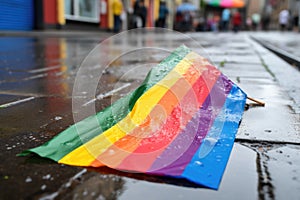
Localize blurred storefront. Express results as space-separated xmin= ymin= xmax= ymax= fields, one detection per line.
xmin=198 ymin=0 xmax=251 ymax=31
xmin=0 ymin=0 xmax=106 ymax=31
xmin=62 ymin=0 xmax=103 ymax=30
xmin=0 ymin=0 xmax=200 ymax=31
xmin=0 ymin=0 xmax=34 ymax=30
xmin=64 ymin=0 xmax=100 ymax=23
xmin=265 ymin=0 xmax=299 ymax=30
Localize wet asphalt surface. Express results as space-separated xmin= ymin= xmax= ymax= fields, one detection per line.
xmin=0 ymin=30 xmax=300 ymax=200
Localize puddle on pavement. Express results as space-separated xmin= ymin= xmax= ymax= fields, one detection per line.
xmin=34 ymin=143 xmax=258 ymax=200
xmin=118 ymin=143 xmax=257 ymax=200
xmin=27 ymin=144 xmax=258 ymax=200
xmin=0 ymin=36 xmax=117 ymax=138
xmin=1 ymin=33 xmax=205 ymax=140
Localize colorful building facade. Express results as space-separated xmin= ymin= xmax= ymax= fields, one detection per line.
xmin=0 ymin=0 xmax=203 ymax=31
xmin=0 ymin=0 xmax=178 ymax=31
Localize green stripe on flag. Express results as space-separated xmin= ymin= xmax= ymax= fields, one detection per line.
xmin=19 ymin=45 xmax=191 ymax=161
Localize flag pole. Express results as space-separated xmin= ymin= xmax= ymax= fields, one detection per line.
xmin=247 ymin=96 xmax=265 ymax=106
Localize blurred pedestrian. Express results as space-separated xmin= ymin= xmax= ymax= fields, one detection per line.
xmin=133 ymin=0 xmax=147 ymax=28
xmin=175 ymin=0 xmax=196 ymax=32
xmin=246 ymin=16 xmax=252 ymax=30
xmin=156 ymin=0 xmax=169 ymax=28
xmin=221 ymin=8 xmax=230 ymax=31
xmin=261 ymin=14 xmax=270 ymax=31
xmin=293 ymin=12 xmax=299 ymax=32
xmin=195 ymin=17 xmax=206 ymax=31
xmin=251 ymin=13 xmax=260 ymax=31
xmin=232 ymin=10 xmax=242 ymax=33
xmin=212 ymin=13 xmax=220 ymax=32
xmin=207 ymin=14 xmax=214 ymax=31
xmin=279 ymin=9 xmax=289 ymax=31
xmin=112 ymin=0 xmax=123 ymax=33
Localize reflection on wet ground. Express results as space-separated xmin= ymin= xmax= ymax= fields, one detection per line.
xmin=0 ymin=36 xmax=102 ymax=200
xmin=1 ymin=31 xmax=300 ymax=199
xmin=37 ymin=144 xmax=257 ymax=200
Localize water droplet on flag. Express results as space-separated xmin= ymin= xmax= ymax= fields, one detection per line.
xmin=108 ymin=149 xmax=115 ymax=155
xmin=194 ymin=161 xmax=203 ymax=166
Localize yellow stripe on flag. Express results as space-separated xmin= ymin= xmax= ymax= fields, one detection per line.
xmin=58 ymin=52 xmax=199 ymax=166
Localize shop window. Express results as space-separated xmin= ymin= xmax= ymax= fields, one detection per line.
xmin=65 ymin=0 xmax=99 ymax=22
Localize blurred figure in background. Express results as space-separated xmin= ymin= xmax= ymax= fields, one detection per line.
xmin=112 ymin=0 xmax=123 ymax=33
xmin=246 ymin=16 xmax=252 ymax=30
xmin=293 ymin=11 xmax=299 ymax=32
xmin=156 ymin=0 xmax=169 ymax=28
xmin=251 ymin=13 xmax=260 ymax=31
xmin=261 ymin=13 xmax=270 ymax=31
xmin=221 ymin=8 xmax=230 ymax=31
xmin=174 ymin=0 xmax=196 ymax=32
xmin=232 ymin=10 xmax=242 ymax=33
xmin=206 ymin=14 xmax=214 ymax=31
xmin=279 ymin=9 xmax=290 ymax=31
xmin=211 ymin=13 xmax=220 ymax=32
xmin=195 ymin=17 xmax=207 ymax=31
xmin=133 ymin=0 xmax=147 ymax=28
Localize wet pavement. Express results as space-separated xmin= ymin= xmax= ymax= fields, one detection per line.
xmin=250 ymin=31 xmax=300 ymax=59
xmin=0 ymin=30 xmax=300 ymax=200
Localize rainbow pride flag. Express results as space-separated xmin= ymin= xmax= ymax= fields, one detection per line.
xmin=20 ymin=45 xmax=247 ymax=189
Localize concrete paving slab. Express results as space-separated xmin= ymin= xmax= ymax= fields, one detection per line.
xmin=221 ymin=68 xmax=272 ymax=79
xmin=256 ymin=45 xmax=300 ymax=114
xmin=221 ymin=63 xmax=270 ymax=73
xmin=236 ymin=77 xmax=299 ymax=144
xmin=266 ymin=145 xmax=300 ymax=200
xmin=238 ymin=103 xmax=300 ymax=143
xmin=210 ymin=55 xmax=262 ymax=64
xmin=235 ymin=77 xmax=277 ymax=86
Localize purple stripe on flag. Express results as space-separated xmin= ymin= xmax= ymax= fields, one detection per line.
xmin=148 ymin=74 xmax=233 ymax=174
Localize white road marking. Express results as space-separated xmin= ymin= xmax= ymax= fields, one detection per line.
xmin=0 ymin=97 xmax=35 ymax=108
xmin=82 ymin=83 xmax=131 ymax=107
